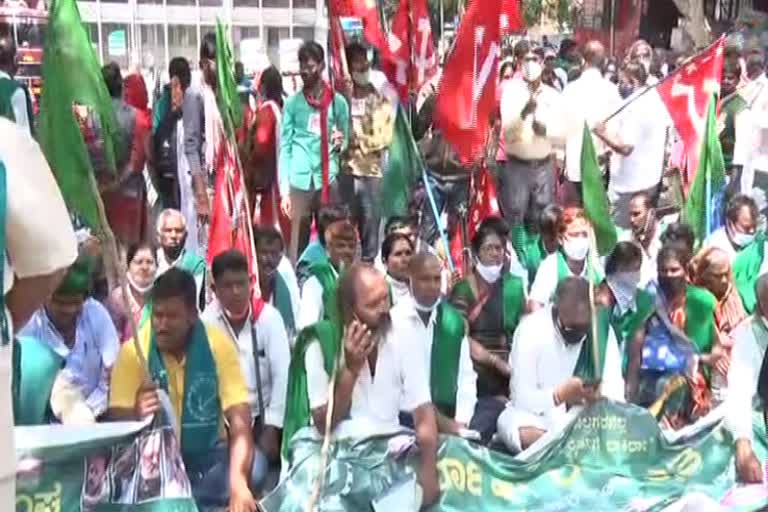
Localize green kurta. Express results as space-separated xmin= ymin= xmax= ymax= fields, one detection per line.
xmin=720 ymin=93 xmax=747 ymax=168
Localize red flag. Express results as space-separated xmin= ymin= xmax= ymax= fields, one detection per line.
xmin=207 ymin=138 xmax=266 ymax=319
xmin=500 ymin=0 xmax=524 ymax=34
xmin=329 ymin=15 xmax=350 ymax=91
xmin=382 ymin=0 xmax=438 ymax=102
xmin=434 ymin=0 xmax=502 ymax=165
xmin=331 ymin=0 xmax=386 ymax=49
xmin=657 ymin=36 xmax=725 ymax=181
xmin=449 ymin=166 xmax=501 ymax=277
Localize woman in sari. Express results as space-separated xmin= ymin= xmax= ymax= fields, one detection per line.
xmin=106 ymin=242 xmax=157 ymax=341
xmin=627 ymin=244 xmax=723 ymax=429
xmin=690 ymin=247 xmax=748 ymax=405
xmin=451 ymin=217 xmax=525 ymax=443
xmin=382 ymin=232 xmax=415 ymax=306
xmin=594 ymin=242 xmax=654 ymax=399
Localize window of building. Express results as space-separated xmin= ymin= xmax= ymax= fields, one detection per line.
xmin=139 ymin=24 xmax=166 ymax=70
xmin=233 ymin=0 xmax=259 ymax=7
xmin=293 ymin=0 xmax=315 ymax=7
xmin=262 ymin=0 xmax=289 ymax=7
xmin=293 ymin=26 xmax=314 ymax=41
xmin=101 ymin=23 xmax=131 ymax=69
xmin=168 ymin=24 xmax=197 ymax=63
xmin=166 ymin=0 xmax=195 ymax=7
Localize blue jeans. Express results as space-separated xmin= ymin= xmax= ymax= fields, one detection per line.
xmin=187 ymin=443 xmax=269 ymax=509
xmin=339 ymin=174 xmax=383 ymax=262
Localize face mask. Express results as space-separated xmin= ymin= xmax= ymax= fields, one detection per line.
xmin=476 ymin=262 xmax=503 ymax=283
xmin=410 ymin=282 xmax=441 ymax=312
xmin=607 ymin=271 xmax=641 ymax=313
xmin=619 ymin=84 xmax=635 ymax=99
xmin=522 ymin=60 xmax=543 ymax=82
xmin=562 ymin=236 xmax=589 ymax=261
xmin=351 ymin=70 xmax=370 ymax=86
xmin=658 ymin=275 xmax=687 ymax=298
xmin=127 ymin=272 xmax=153 ymax=294
xmin=729 ymin=226 xmax=755 ymax=248
xmin=553 ymin=308 xmax=587 ymax=345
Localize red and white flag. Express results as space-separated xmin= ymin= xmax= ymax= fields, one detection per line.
xmin=657 ymin=35 xmax=725 ymax=180
xmin=331 ymin=0 xmax=386 ymax=49
xmin=500 ymin=0 xmax=524 ymax=34
xmin=207 ymin=137 xmax=266 ymax=319
xmin=382 ymin=0 xmax=438 ymax=102
xmin=434 ymin=0 xmax=502 ymax=165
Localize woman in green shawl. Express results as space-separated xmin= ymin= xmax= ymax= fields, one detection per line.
xmin=451 ymin=217 xmax=525 ymax=442
xmin=594 ymin=241 xmax=654 ymax=395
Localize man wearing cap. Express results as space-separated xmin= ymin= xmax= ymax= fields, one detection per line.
xmin=19 ymin=256 xmax=120 ymax=423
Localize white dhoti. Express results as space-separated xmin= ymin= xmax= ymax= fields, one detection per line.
xmin=496 ymin=405 xmax=574 ymax=454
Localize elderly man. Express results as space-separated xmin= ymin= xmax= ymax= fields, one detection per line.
xmin=202 ymin=250 xmax=290 ymax=475
xmin=19 ymin=256 xmax=119 ymax=423
xmin=284 ymin=263 xmax=440 ymax=507
xmin=109 ymin=268 xmax=260 ymax=510
xmin=497 ymin=277 xmax=624 ymax=453
xmin=155 ymin=208 xmax=207 ymax=310
xmin=392 ymin=253 xmax=477 ymax=435
xmin=726 ymin=274 xmax=768 ymax=484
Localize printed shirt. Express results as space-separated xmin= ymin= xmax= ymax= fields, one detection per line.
xmin=109 ymin=322 xmax=248 ymax=437
xmin=19 ymin=299 xmax=120 ymax=417
xmin=278 ymin=91 xmax=350 ymax=196
xmin=201 ymin=300 xmax=290 ymax=428
xmin=343 ymin=88 xmax=395 ymax=178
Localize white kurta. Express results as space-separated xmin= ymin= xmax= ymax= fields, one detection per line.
xmin=703 ymin=227 xmax=738 ymax=262
xmin=201 ymin=299 xmax=290 ymax=427
xmin=618 ymin=224 xmax=663 ymax=288
xmin=497 ymin=306 xmax=625 ymax=453
xmin=725 ymin=316 xmax=767 ymax=443
xmin=298 ymin=266 xmax=338 ymax=330
xmin=390 ymin=298 xmax=477 ymax=424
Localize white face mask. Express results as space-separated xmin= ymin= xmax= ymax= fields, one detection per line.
xmin=351 ymin=70 xmax=370 ymax=87
xmin=522 ymin=60 xmax=543 ymax=82
xmin=476 ymin=262 xmax=503 ymax=283
xmin=410 ymin=281 xmax=441 ymax=312
xmin=562 ymin=236 xmax=589 ymax=261
xmin=606 ymin=270 xmax=641 ymax=313
xmin=729 ymin=226 xmax=755 ymax=248
xmin=127 ymin=272 xmax=153 ymax=294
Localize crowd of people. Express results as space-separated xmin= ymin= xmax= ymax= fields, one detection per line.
xmin=5 ymin=24 xmax=768 ymax=512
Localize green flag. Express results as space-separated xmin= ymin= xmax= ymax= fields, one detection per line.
xmin=382 ymin=108 xmax=424 ymax=217
xmin=580 ymin=123 xmax=617 ymax=256
xmin=684 ymin=95 xmax=726 ymax=245
xmin=215 ymin=19 xmax=242 ymax=137
xmin=38 ymin=0 xmax=119 ymax=229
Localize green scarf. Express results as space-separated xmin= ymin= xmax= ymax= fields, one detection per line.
xmin=733 ymin=235 xmax=765 ymax=314
xmin=452 ymin=272 xmax=524 ymax=337
xmin=684 ymin=285 xmax=717 ymax=355
xmin=308 ymin=260 xmax=340 ymax=325
xmin=273 ymin=272 xmax=295 ymax=334
xmin=281 ymin=319 xmax=342 ymax=461
xmin=556 ymin=250 xmax=602 ymax=286
xmin=510 ymin=225 xmax=547 ymax=285
xmin=720 ymin=94 xmax=747 ymax=167
xmin=147 ymin=320 xmax=220 ymax=470
xmin=177 ymin=249 xmax=207 ymax=277
xmin=611 ymin=288 xmax=655 ymax=346
xmin=153 ymin=87 xmax=170 ymax=133
xmin=13 ymin=337 xmax=63 ymax=426
xmin=431 ymin=302 xmax=465 ymax=418
xmin=573 ymin=306 xmax=612 ymax=382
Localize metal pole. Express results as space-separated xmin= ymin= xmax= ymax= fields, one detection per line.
xmin=96 ymin=0 xmax=103 ymax=64
xmin=163 ymin=0 xmax=169 ymax=76
xmin=609 ymin=0 xmax=616 ymax=57
xmin=289 ymin=0 xmax=294 ymax=38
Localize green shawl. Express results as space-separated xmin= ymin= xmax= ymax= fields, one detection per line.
xmin=281 ymin=319 xmax=342 ymax=461
xmin=684 ymin=285 xmax=717 ymax=355
xmin=733 ymin=236 xmax=765 ymax=314
xmin=308 ymin=260 xmax=340 ymax=325
xmin=720 ymin=93 xmax=747 ymax=168
xmin=13 ymin=337 xmax=63 ymax=426
xmin=177 ymin=249 xmax=207 ymax=277
xmin=452 ymin=272 xmax=524 ymax=338
xmin=148 ymin=320 xmax=220 ymax=471
xmin=611 ymin=288 xmax=655 ymax=346
xmin=557 ymin=250 xmax=602 ymax=286
xmin=431 ymin=302 xmax=466 ymax=418
xmin=273 ymin=272 xmax=295 ymax=334
xmin=573 ymin=306 xmax=613 ymax=382
xmin=510 ymin=225 xmax=547 ymax=285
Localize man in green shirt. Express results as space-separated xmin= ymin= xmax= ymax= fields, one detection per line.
xmin=279 ymin=41 xmax=351 ymax=264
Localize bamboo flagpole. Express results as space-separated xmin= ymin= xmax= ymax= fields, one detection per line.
xmin=587 ymin=226 xmax=601 ymax=390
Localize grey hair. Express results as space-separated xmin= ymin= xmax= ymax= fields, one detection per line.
xmin=155 ymin=209 xmax=186 ymax=235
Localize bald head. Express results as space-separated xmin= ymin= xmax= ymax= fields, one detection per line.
xmin=409 ymin=253 xmax=443 ymax=310
xmin=554 ymin=277 xmax=591 ymax=344
xmin=337 ymin=263 xmax=391 ymax=329
xmin=583 ymin=40 xmax=605 ymax=69
xmin=409 ymin=252 xmax=441 ymax=275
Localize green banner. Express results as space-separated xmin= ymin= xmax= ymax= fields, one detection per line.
xmin=15 ymin=420 xmax=198 ymax=512
xmin=263 ymin=401 xmax=768 ymax=511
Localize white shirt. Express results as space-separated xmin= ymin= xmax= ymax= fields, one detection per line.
xmin=618 ymin=225 xmax=663 ymax=288
xmin=387 ymin=274 xmax=411 ymax=306
xmin=391 ymin=298 xmax=477 ymax=424
xmin=276 ymin=255 xmax=301 ymax=334
xmin=202 ymin=299 xmax=290 ymax=428
xmin=508 ymin=306 xmax=624 ymax=421
xmin=725 ymin=316 xmax=765 ymax=442
xmin=298 ymin=266 xmax=338 ymax=330
xmin=529 ymin=252 xmax=602 ymax=306
xmin=703 ymin=227 xmax=738 ymax=262
xmin=562 ymin=68 xmax=623 ymax=182
xmin=0 ymin=71 xmax=30 ymax=133
xmin=501 ymin=79 xmax=564 ymax=160
xmin=0 ymin=119 xmax=77 ymax=496
xmin=609 ymin=88 xmax=670 ymax=193
xmin=305 ymin=321 xmax=431 ymax=428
